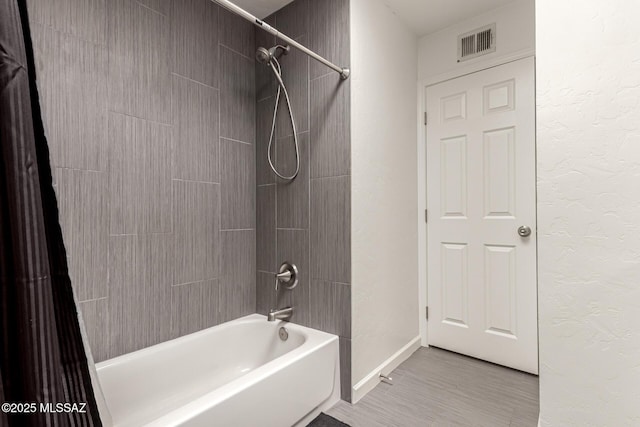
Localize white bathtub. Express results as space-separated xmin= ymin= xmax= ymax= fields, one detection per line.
xmin=96 ymin=314 xmax=340 ymax=427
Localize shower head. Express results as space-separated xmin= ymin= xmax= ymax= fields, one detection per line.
xmin=255 ymin=45 xmax=290 ymax=64
xmin=256 ymin=47 xmax=271 ymax=64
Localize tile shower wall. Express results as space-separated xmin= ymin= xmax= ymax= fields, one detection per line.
xmin=27 ymin=0 xmax=256 ymax=361
xmin=254 ymin=0 xmax=352 ymax=401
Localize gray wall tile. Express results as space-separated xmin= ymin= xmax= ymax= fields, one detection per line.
xmin=27 ymin=0 xmax=107 ymax=45
xmin=31 ymin=25 xmax=107 ymax=171
xmin=308 ymin=0 xmax=350 ymax=80
xmin=310 ymin=176 xmax=351 ymax=283
xmin=255 ymin=15 xmax=276 ymax=101
xmin=54 ymin=169 xmax=108 ymax=302
xmin=220 ymin=46 xmax=256 ymax=143
xmin=256 ymin=271 xmax=275 ymax=316
xmin=171 ymin=280 xmax=220 ymax=337
xmin=256 ymin=63 xmax=276 ymax=103
xmin=219 ymin=7 xmax=255 ymax=59
xmin=256 ymin=98 xmax=276 ymax=185
xmin=255 ymin=1 xmax=352 ymax=398
xmin=256 ymin=272 xmax=294 ymax=316
xmin=32 ymin=0 xmax=258 ymax=363
xmin=171 ymin=0 xmax=219 ymax=88
xmin=276 ymin=132 xmax=310 ymax=229
xmin=138 ymin=0 xmax=170 ymax=15
xmin=220 ymin=231 xmax=256 ymax=322
xmin=172 ymin=75 xmax=220 ymax=183
xmin=108 ymin=0 xmax=171 ymax=123
xmin=310 ymin=280 xmax=351 ymax=338
xmin=221 ymin=139 xmax=255 ymax=229
xmin=33 ymin=0 xmax=353 ymax=386
xmin=274 ymin=0 xmax=308 ymax=39
xmin=340 ymin=337 xmax=352 ymax=402
xmin=107 ymin=234 xmax=173 ymax=359
xmin=277 ymin=230 xmax=310 ymax=327
xmin=173 ymin=180 xmax=220 ymax=285
xmin=257 ymin=185 xmax=276 ymax=272
xmin=310 ymin=73 xmax=350 ymax=178
xmin=276 ymin=35 xmax=309 ymax=137
xmin=108 ymin=113 xmax=172 ymax=235
xmin=79 ymin=298 xmax=110 ymax=363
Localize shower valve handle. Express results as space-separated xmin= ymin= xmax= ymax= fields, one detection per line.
xmin=276 ymin=270 xmax=292 ymax=281
xmin=275 ymin=262 xmax=299 ymax=291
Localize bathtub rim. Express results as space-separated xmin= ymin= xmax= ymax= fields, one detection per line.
xmin=96 ymin=314 xmax=334 ymax=371
xmin=96 ymin=314 xmax=340 ymax=427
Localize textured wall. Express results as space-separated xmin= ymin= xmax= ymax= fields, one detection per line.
xmin=350 ymin=0 xmax=419 ymax=396
xmin=254 ymin=0 xmax=352 ymax=401
xmin=27 ymin=0 xmax=256 ymax=362
xmin=537 ymin=0 xmax=640 ymax=425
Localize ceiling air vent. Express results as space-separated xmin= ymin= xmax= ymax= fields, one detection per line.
xmin=457 ymin=24 xmax=496 ymax=62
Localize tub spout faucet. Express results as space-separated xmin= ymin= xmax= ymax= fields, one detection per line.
xmin=268 ymin=307 xmax=293 ymax=322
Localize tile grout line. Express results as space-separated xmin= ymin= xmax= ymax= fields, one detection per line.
xmin=135 ymin=1 xmax=167 ymax=18
xmin=107 ymin=110 xmax=172 ymax=127
xmin=219 ymin=43 xmax=253 ymax=62
xmin=78 ymin=296 xmax=108 ymax=304
xmin=311 ymin=70 xmax=341 ymax=82
xmin=172 ymin=279 xmax=219 ymax=288
xmin=171 ymin=178 xmax=220 ymax=185
xmin=216 ymin=3 xmax=224 ymax=323
xmin=257 ymin=95 xmax=275 ymax=103
xmin=310 ymin=174 xmax=351 ymax=181
xmin=307 ymin=42 xmax=313 ymax=330
xmin=276 ymin=130 xmax=310 ymax=141
xmin=220 ymin=136 xmax=254 ymax=146
xmin=54 ymin=166 xmax=104 ymax=174
xmin=272 ymin=11 xmax=279 ymax=315
xmin=171 ymin=72 xmax=219 ymax=91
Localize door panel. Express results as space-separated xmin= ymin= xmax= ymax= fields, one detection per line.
xmin=441 ymin=136 xmax=467 ymax=217
xmin=441 ymin=242 xmax=468 ymax=327
xmin=483 ymin=127 xmax=515 ymax=217
xmin=426 ymin=57 xmax=538 ymax=374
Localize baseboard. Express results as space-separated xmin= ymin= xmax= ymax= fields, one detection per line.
xmin=351 ymin=336 xmax=422 ymax=403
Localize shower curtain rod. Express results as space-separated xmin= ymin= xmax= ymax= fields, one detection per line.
xmin=211 ymin=0 xmax=351 ymax=80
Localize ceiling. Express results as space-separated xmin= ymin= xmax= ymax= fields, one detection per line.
xmin=231 ymin=0 xmax=292 ymax=19
xmin=231 ymin=0 xmax=517 ymax=36
xmin=382 ymin=0 xmax=518 ymax=36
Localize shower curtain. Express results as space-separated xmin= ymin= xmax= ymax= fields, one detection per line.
xmin=0 ymin=0 xmax=102 ymax=425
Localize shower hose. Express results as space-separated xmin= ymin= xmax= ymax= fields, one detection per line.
xmin=266 ymin=56 xmax=300 ymax=182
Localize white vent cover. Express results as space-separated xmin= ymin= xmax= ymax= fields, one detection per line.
xmin=457 ymin=24 xmax=496 ymax=62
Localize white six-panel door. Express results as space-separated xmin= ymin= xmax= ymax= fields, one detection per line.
xmin=426 ymin=57 xmax=538 ymax=374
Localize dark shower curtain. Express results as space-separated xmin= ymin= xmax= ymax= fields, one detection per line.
xmin=0 ymin=0 xmax=102 ymax=425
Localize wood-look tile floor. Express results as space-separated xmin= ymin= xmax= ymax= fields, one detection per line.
xmin=327 ymin=347 xmax=539 ymax=427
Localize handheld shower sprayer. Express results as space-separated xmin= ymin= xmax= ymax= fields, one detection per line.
xmin=256 ymin=45 xmax=300 ymax=182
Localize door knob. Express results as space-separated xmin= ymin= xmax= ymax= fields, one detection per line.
xmin=518 ymin=226 xmax=532 ymax=237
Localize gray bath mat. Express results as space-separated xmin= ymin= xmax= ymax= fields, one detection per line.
xmin=306 ymin=413 xmax=351 ymax=427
